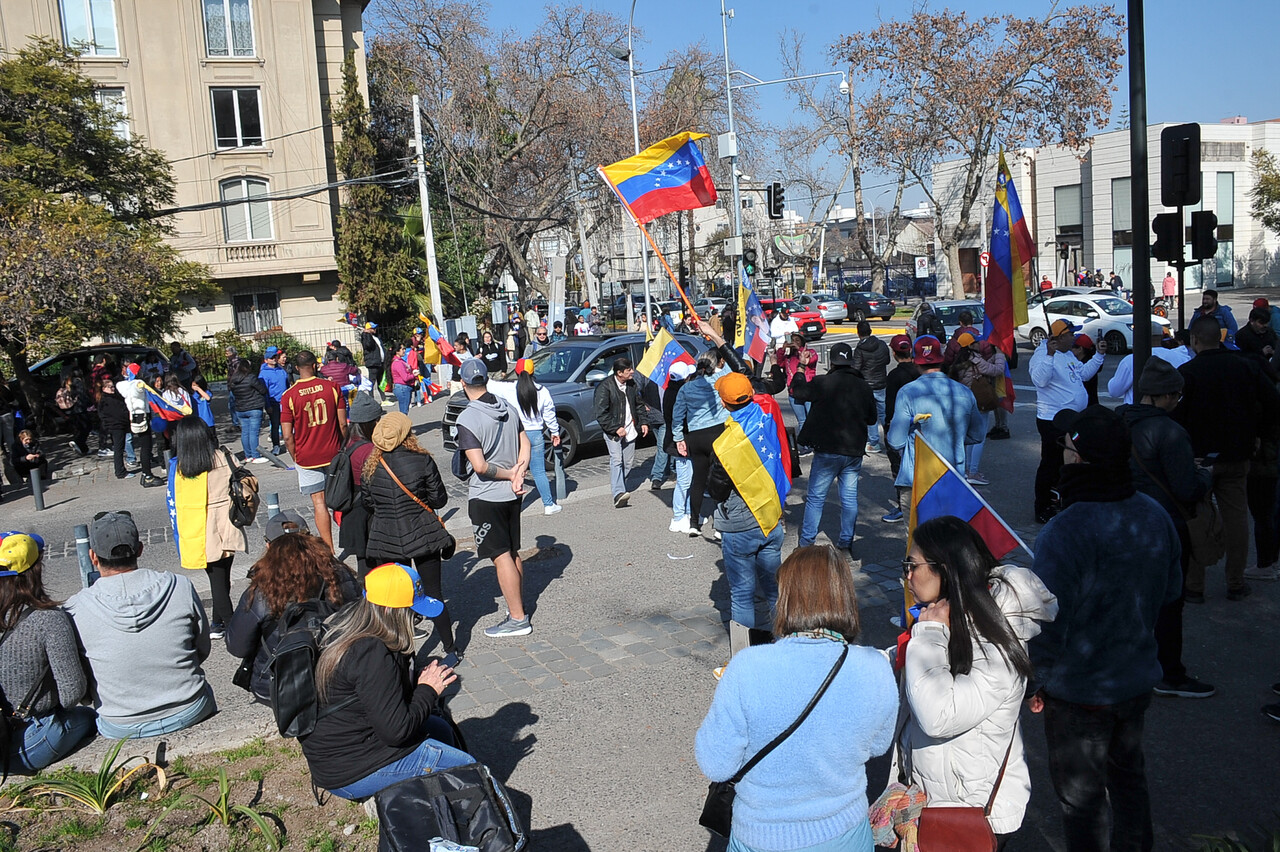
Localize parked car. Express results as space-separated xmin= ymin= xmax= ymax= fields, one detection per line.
xmin=792 ymin=293 xmax=849 ymax=324
xmin=1017 ymin=293 xmax=1169 ymax=354
xmin=905 ymin=300 xmax=986 ymax=340
xmin=441 ymin=333 xmax=712 ymax=467
xmin=1025 ymin=286 xmax=1114 ymax=312
xmin=6 ymin=344 xmax=169 ymax=431
xmin=758 ymin=298 xmax=826 ymax=341
xmin=691 ymin=297 xmax=729 ymax=317
xmin=841 ymin=290 xmax=895 ymax=323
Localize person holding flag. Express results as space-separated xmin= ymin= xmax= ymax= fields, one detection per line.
xmin=984 ymin=151 xmax=1032 ymax=429
xmin=636 ymin=327 xmax=697 ymax=491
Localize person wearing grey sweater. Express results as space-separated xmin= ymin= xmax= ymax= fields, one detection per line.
xmin=0 ymin=531 xmax=97 ymax=772
xmin=65 ymin=512 xmax=216 ymax=739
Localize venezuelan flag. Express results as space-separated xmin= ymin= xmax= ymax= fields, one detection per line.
xmin=735 ymin=267 xmax=770 ymax=362
xmin=144 ymin=385 xmax=191 ymax=434
xmin=166 ymin=459 xmax=209 ymax=570
xmin=420 ymin=314 xmax=463 ymax=367
xmin=637 ymin=328 xmax=695 ymax=390
xmin=712 ymin=401 xmax=791 ymax=535
xmin=984 ymin=151 xmax=1034 ymax=360
xmin=908 ymin=432 xmax=1029 ymax=560
xmin=600 ymin=132 xmax=717 ymax=224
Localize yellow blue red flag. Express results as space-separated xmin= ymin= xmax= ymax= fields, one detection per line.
xmin=637 ymin=329 xmax=695 ymax=390
xmin=712 ymin=401 xmax=791 ymax=535
xmin=984 ymin=151 xmax=1034 ymax=359
xmin=600 ymin=132 xmax=717 ymax=224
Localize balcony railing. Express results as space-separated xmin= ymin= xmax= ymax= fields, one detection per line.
xmin=223 ymin=243 xmax=277 ymax=262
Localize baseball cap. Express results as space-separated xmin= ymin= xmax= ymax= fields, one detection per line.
xmin=265 ymin=510 xmax=311 ymax=542
xmin=89 ymin=511 xmax=141 ymax=560
xmin=330 ymin=339 xmax=342 ymax=347
xmin=829 ymin=342 xmax=854 ymax=365
xmin=459 ymin=359 xmax=489 ymax=386
xmin=669 ymin=361 xmax=696 ymax=381
xmin=1074 ymin=333 xmax=1094 ymax=349
xmin=955 ymin=331 xmax=977 ymax=348
xmin=889 ymin=334 xmax=912 ymax=354
xmin=913 ymin=335 xmax=945 ymax=366
xmin=1049 ymin=319 xmax=1080 ymax=337
xmin=716 ymin=372 xmax=754 ymax=405
xmin=414 ymin=327 xmax=424 ymax=335
xmin=0 ymin=532 xmax=44 ymax=577
xmin=364 ymin=321 xmax=378 ymax=330
xmin=264 ymin=345 xmax=279 ymax=358
xmin=1254 ymin=298 xmax=1271 ymax=310
xmin=364 ymin=563 xmax=444 ymax=617
xmin=1052 ymin=404 xmax=1130 ymax=467
xmin=348 ymin=391 xmax=382 ymax=424
xmin=126 ymin=363 xmax=141 ymax=377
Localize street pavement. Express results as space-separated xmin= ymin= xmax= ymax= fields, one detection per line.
xmin=2 ymin=289 xmax=1276 ymax=849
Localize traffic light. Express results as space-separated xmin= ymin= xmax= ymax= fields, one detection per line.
xmin=766 ymin=182 xmax=785 ymax=219
xmin=1190 ymin=210 xmax=1218 ymax=260
xmin=743 ymin=248 xmax=758 ymax=276
xmin=1151 ymin=212 xmax=1182 ymax=263
xmin=1057 ymin=243 xmax=1070 ymax=260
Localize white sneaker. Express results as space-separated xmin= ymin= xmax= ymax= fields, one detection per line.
xmin=1244 ymin=563 xmax=1280 ymax=581
xmin=544 ymin=503 xmax=563 ymax=515
xmin=251 ymin=456 xmax=270 ymax=464
xmin=669 ymin=516 xmax=691 ymax=534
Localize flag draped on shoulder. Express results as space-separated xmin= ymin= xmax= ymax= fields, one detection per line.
xmin=637 ymin=328 xmax=695 ymax=390
xmin=712 ymin=402 xmax=791 ymax=535
xmin=144 ymin=385 xmax=190 ymax=434
xmin=984 ymin=151 xmax=1034 ymax=361
xmin=599 ymin=132 xmax=717 ymax=224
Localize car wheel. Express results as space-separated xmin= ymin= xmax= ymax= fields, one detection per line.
xmin=1028 ymin=328 xmax=1046 ymax=349
xmin=1104 ymin=330 xmax=1127 ymax=355
xmin=555 ymin=417 xmax=580 ymax=467
xmin=851 ymin=309 xmax=866 ymax=323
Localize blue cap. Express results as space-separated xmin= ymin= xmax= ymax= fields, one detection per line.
xmin=264 ymin=345 xmax=279 ymax=358
xmin=459 ymin=359 xmax=489 ymax=386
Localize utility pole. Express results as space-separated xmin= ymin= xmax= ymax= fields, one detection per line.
xmin=1127 ymin=0 xmax=1152 ymax=378
xmin=412 ymin=94 xmax=445 ymax=329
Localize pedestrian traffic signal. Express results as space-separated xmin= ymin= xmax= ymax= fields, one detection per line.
xmin=766 ymin=182 xmax=785 ymax=219
xmin=743 ymin=248 xmax=758 ymax=276
xmin=1190 ymin=210 xmax=1218 ymax=261
xmin=1151 ymin=213 xmax=1182 ymax=263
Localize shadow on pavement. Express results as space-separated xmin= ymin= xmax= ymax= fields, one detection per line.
xmin=456 ymin=701 xmax=539 ymax=836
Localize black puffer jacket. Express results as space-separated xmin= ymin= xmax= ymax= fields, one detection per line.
xmin=225 ymin=565 xmax=362 ymax=703
xmin=849 ymin=335 xmax=891 ymax=389
xmin=228 ymin=371 xmax=268 ymax=412
xmin=97 ymin=390 xmax=130 ymax=432
xmin=1120 ymin=403 xmax=1210 ymax=526
xmin=790 ymin=366 xmax=877 ymax=457
xmin=361 ymin=331 xmax=385 ymax=367
xmin=362 ymin=447 xmax=451 ymax=562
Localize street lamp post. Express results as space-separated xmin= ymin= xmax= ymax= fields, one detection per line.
xmin=614 ymin=1 xmax=653 ymax=327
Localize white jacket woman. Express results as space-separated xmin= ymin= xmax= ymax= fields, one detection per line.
xmin=897 ymin=518 xmax=1058 ymax=837
xmin=489 ymin=367 xmax=561 ymax=512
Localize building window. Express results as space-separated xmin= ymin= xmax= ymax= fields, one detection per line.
xmin=1054 ymin=185 xmax=1082 ymax=238
xmin=539 ymin=237 xmax=561 ymax=256
xmin=60 ymin=0 xmax=118 ymax=56
xmin=203 ymin=0 xmax=255 ymax=57
xmin=1110 ymin=177 xmax=1132 ymax=247
xmin=233 ymin=291 xmax=280 ymax=334
xmin=211 ymin=88 xmax=262 ymax=148
xmin=1215 ymin=171 xmax=1234 ymax=285
xmin=220 ymin=177 xmax=272 ymax=242
xmin=94 ymin=86 xmax=129 ymax=139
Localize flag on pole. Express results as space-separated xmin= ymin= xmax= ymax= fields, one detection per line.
xmin=636 ymin=328 xmax=696 ymax=391
xmin=984 ymin=150 xmax=1034 ymax=361
xmin=419 ymin=314 xmax=462 ymax=367
xmin=737 ymin=267 xmax=770 ymax=363
xmin=908 ymin=431 xmax=1030 ymax=561
xmin=599 ymin=132 xmax=717 ymax=224
xmin=712 ymin=402 xmax=791 ymax=535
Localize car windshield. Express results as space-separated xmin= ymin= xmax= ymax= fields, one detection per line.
xmin=530 ymin=344 xmax=591 ymax=383
xmin=772 ymin=301 xmax=800 ymax=312
xmin=1093 ymin=297 xmax=1132 ymax=315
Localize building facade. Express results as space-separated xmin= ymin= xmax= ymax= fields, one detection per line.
xmin=1 ymin=0 xmax=367 ymax=345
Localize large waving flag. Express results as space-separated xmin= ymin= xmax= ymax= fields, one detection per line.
xmin=909 ymin=432 xmax=1030 ymax=561
xmin=712 ymin=401 xmax=791 ymax=535
xmin=599 ymin=132 xmax=717 ymax=224
xmin=984 ymin=150 xmax=1034 ymax=360
xmin=420 ymin=313 xmax=462 ymax=367
xmin=637 ymin=328 xmax=695 ymax=391
xmin=144 ymin=384 xmax=190 ymax=434
xmin=736 ymin=267 xmax=770 ymax=362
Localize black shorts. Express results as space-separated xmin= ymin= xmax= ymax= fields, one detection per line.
xmin=469 ymin=498 xmax=521 ymax=560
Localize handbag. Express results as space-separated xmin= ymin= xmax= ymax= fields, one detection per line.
xmin=970 ymin=376 xmax=999 ymax=413
xmin=915 ymin=736 xmax=1013 ymax=852
xmin=699 ymin=645 xmax=848 ymax=838
xmin=374 ymin=762 xmax=525 ymax=852
xmin=1130 ymin=449 xmax=1225 ymax=565
xmin=379 ymin=457 xmax=457 ymax=561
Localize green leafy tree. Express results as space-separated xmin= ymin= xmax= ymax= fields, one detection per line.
xmin=399 ymin=199 xmax=487 ymax=318
xmin=1250 ymin=149 xmax=1280 ymax=238
xmin=332 ymin=51 xmax=417 ymax=323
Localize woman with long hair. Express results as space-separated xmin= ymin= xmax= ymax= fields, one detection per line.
xmin=55 ymin=373 xmax=91 ymax=456
xmin=302 ymin=564 xmax=473 ymax=800
xmin=96 ymin=373 xmax=131 ymax=479
xmin=490 ymin=360 xmax=561 ymax=514
xmin=389 ymin=341 xmax=417 ymax=415
xmin=896 ymin=516 xmax=1057 ymax=845
xmin=672 ymin=349 xmax=731 ymax=533
xmin=477 ymin=329 xmax=506 ymax=374
xmin=168 ymin=415 xmax=247 ymax=639
xmin=0 ymin=532 xmax=96 ymax=771
xmin=225 ymin=514 xmax=361 ymax=704
xmin=697 ymin=546 xmax=897 ymax=851
xmin=228 ymin=357 xmax=269 ymax=463
xmin=362 ymin=412 xmax=457 ymax=658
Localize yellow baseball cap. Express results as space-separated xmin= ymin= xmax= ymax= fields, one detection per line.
xmin=364 ymin=563 xmax=444 ymax=617
xmin=0 ymin=532 xmax=44 ymax=577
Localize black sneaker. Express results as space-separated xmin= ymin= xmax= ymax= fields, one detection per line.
xmin=1227 ymin=583 xmax=1253 ymax=601
xmin=140 ymin=474 xmax=164 ymax=488
xmin=650 ymin=480 xmax=663 ymax=491
xmin=1153 ymin=676 xmax=1215 ymax=698
xmin=1263 ymin=703 xmax=1280 ymax=723
xmin=209 ymin=623 xmax=226 ymax=640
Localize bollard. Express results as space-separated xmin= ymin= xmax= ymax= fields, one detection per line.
xmin=74 ymin=524 xmax=93 ymax=588
xmin=264 ymin=491 xmax=279 ymax=520
xmin=29 ymin=467 xmax=45 ymax=511
xmin=553 ymin=446 xmax=567 ymax=504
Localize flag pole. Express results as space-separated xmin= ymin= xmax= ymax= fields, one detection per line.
xmin=596 ymin=166 xmax=704 ymax=326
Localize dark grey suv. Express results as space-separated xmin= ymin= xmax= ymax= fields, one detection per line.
xmin=442 ymin=333 xmax=711 ymax=466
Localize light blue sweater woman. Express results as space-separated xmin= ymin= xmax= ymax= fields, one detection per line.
xmin=671 ymin=364 xmax=730 ymax=441
xmin=696 ymin=637 xmax=897 ymax=851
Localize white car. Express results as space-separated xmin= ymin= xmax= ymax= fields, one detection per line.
xmin=1017 ymin=294 xmax=1169 ymax=354
xmin=792 ymin=293 xmax=849 ymax=324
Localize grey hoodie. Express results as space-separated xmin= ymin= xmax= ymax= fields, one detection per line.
xmin=65 ymin=569 xmax=211 ymax=725
xmin=455 ymin=391 xmax=523 ymax=503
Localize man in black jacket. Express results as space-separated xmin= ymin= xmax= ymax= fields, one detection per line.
xmin=790 ymin=342 xmax=877 ymax=558
xmin=360 ymin=323 xmax=387 ymax=403
xmin=849 ymin=321 xmax=891 ymax=453
xmin=1120 ymin=358 xmax=1215 ymax=699
xmin=1174 ymin=316 xmax=1280 ymax=601
xmin=592 ymin=357 xmax=648 ymax=508
xmin=882 ymin=335 xmax=919 ymax=522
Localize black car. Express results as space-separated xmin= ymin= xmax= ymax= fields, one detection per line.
xmin=6 ymin=344 xmax=169 ymax=429
xmin=843 ymin=290 xmax=896 ymax=322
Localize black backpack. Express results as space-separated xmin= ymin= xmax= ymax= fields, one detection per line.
xmin=267 ymin=598 xmax=355 ymax=738
xmin=324 ymin=440 xmax=361 ymax=514
xmin=221 ymin=449 xmax=261 ymax=528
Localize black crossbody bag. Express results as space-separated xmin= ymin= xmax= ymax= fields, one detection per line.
xmin=699 ymin=644 xmax=848 ymax=838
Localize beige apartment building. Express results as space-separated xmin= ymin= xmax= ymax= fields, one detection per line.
xmin=0 ymin=0 xmax=368 ymax=345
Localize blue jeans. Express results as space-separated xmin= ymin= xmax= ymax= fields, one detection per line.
xmin=799 ymin=453 xmax=862 ymax=549
xmin=966 ymin=410 xmax=993 ymax=474
xmin=329 ymin=717 xmax=475 ymax=801
xmin=788 ymin=397 xmax=811 ymax=432
xmin=125 ymin=432 xmax=136 ymax=464
xmin=96 ymin=684 xmax=216 ymax=739
xmin=393 ymin=383 xmax=412 ymax=415
xmin=869 ymin=388 xmax=886 ymax=449
xmin=238 ymin=408 xmax=263 ymax=459
xmin=650 ymin=423 xmax=671 ymax=483
xmin=720 ymin=523 xmax=783 ymax=628
xmin=672 ymin=457 xmax=693 ymax=521
xmin=227 ymin=390 xmax=240 ymax=428
xmin=11 ymin=707 xmax=97 ymax=772
xmin=526 ymin=429 xmax=556 ymax=507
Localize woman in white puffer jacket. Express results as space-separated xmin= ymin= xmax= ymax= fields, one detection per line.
xmin=898 ymin=516 xmax=1058 ymax=843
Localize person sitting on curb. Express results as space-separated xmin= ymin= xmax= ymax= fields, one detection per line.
xmin=65 ymin=511 xmax=216 ymax=739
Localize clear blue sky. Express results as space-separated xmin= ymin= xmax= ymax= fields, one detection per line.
xmin=369 ymin=0 xmax=1280 ymax=209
